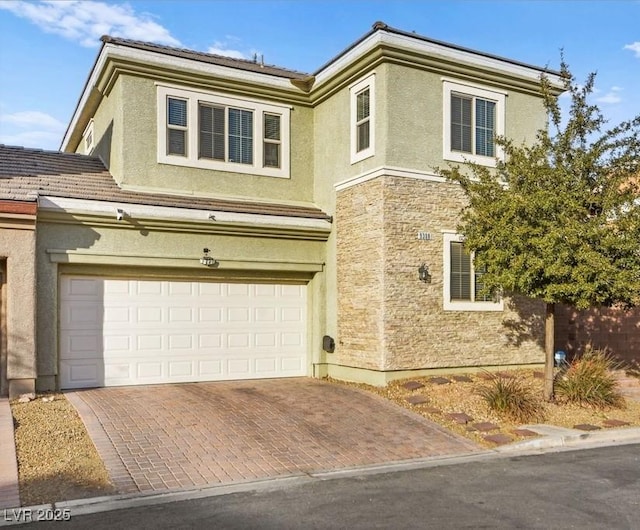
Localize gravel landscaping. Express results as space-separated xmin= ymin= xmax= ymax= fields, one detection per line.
xmin=334 ymin=369 xmax=640 ymax=447
xmin=10 ymin=393 xmax=115 ymax=506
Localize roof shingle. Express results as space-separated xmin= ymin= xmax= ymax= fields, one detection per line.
xmin=0 ymin=145 xmax=330 ymax=220
xmin=101 ymin=35 xmax=309 ymax=80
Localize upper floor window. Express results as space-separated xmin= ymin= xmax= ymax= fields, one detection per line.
xmin=443 ymin=233 xmax=503 ymax=311
xmin=350 ymin=74 xmax=375 ymax=164
xmin=443 ymin=80 xmax=506 ymax=167
xmin=167 ymin=98 xmax=188 ymax=156
xmin=157 ymin=84 xmax=291 ymax=178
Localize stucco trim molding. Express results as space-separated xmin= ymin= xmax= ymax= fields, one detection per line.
xmin=47 ymin=249 xmax=324 ymax=272
xmin=39 ymin=197 xmax=332 ymax=240
xmin=0 ymin=213 xmax=36 ymax=231
xmin=334 ymin=166 xmax=447 ymax=192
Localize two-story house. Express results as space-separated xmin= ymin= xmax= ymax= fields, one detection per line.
xmin=0 ymin=22 xmax=564 ymax=397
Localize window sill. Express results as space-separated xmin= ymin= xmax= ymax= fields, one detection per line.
xmin=158 ymin=155 xmax=290 ymax=179
xmin=444 ymin=151 xmax=498 ymax=168
xmin=443 ymin=300 xmax=504 ymax=312
xmin=350 ymin=149 xmax=374 ymax=165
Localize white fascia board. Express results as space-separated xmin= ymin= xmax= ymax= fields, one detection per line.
xmin=60 ymin=48 xmax=109 ymax=151
xmin=39 ymin=196 xmax=331 ymax=231
xmin=315 ymin=31 xmax=564 ymax=89
xmin=109 ymin=46 xmax=296 ymax=89
xmin=61 ymin=43 xmax=297 ymax=151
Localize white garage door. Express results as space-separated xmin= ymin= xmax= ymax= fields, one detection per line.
xmin=59 ymin=276 xmax=307 ymax=389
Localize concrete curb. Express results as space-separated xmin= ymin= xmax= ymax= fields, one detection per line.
xmin=2 ymin=428 xmax=640 ymax=525
xmin=497 ymin=426 xmax=640 ymax=452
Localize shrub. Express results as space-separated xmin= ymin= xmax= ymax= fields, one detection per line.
xmin=477 ymin=374 xmax=543 ymax=423
xmin=555 ymin=347 xmax=624 ymax=409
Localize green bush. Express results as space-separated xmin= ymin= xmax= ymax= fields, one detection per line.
xmin=555 ymin=347 xmax=624 ymax=409
xmin=477 ymin=374 xmax=543 ymax=423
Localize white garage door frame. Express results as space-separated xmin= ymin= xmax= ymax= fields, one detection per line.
xmin=59 ymin=275 xmax=308 ymax=389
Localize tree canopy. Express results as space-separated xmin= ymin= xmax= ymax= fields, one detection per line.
xmin=440 ymin=62 xmax=640 ymax=399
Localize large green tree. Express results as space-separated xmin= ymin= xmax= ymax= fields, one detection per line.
xmin=441 ymin=63 xmax=640 ymax=400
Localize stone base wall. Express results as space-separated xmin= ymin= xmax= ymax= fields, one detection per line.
xmin=555 ymin=304 xmax=640 ymax=365
xmin=336 ymin=175 xmax=545 ymax=373
xmin=336 ymin=178 xmax=385 ymax=370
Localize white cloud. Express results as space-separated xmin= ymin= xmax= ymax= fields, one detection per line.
xmin=0 ymin=130 xmax=63 ymax=150
xmin=0 ymin=110 xmax=66 ymax=150
xmin=595 ymin=86 xmax=623 ymax=105
xmin=624 ymin=42 xmax=640 ymax=57
xmin=207 ymin=40 xmax=249 ymax=60
xmin=1 ymin=110 xmax=65 ymax=130
xmin=0 ymin=0 xmax=180 ymax=47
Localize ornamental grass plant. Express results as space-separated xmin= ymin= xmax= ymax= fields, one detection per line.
xmin=555 ymin=347 xmax=625 ymax=409
xmin=476 ymin=373 xmax=544 ymax=423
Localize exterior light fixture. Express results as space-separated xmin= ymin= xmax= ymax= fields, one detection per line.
xmin=418 ymin=263 xmax=431 ymax=283
xmin=116 ymin=208 xmax=124 ymax=221
xmin=200 ymin=248 xmax=216 ymax=266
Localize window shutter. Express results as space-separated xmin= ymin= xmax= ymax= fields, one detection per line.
xmin=168 ymin=98 xmax=187 ymax=127
xmin=167 ymin=129 xmax=186 ymax=156
xmin=475 ymin=99 xmax=495 ymax=157
xmin=264 ymin=113 xmax=280 ymax=140
xmin=263 ymin=113 xmax=281 ymax=168
xmin=450 ymin=241 xmax=471 ymax=301
xmin=451 ymin=94 xmax=472 ymax=153
xmin=228 ymin=108 xmax=253 ymax=164
xmin=167 ymin=97 xmax=187 ymax=156
xmin=199 ymin=105 xmax=225 ymax=160
xmin=355 ymin=88 xmax=371 ymax=153
xmin=356 ymin=89 xmax=370 ymax=121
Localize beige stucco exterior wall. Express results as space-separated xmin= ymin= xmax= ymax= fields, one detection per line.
xmin=0 ymin=223 xmax=37 ymax=396
xmin=336 ymin=176 xmax=545 ymax=375
xmin=76 ymin=79 xmax=125 ymax=179
xmin=384 ymin=63 xmax=548 ymax=170
xmin=35 ymin=217 xmax=328 ymax=390
xmin=311 ymin=65 xmax=389 ymax=368
xmin=99 ymin=75 xmax=316 ymax=203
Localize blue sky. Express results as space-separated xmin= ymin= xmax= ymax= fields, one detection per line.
xmin=0 ymin=0 xmax=639 ymax=151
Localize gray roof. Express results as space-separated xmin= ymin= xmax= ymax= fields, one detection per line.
xmin=101 ymin=35 xmax=309 ymax=80
xmin=0 ymin=145 xmax=330 ymax=220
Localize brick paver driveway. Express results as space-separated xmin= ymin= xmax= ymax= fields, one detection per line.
xmin=66 ymin=378 xmax=479 ymax=494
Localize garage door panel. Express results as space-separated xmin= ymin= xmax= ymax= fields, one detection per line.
xmin=63 ymin=277 xmax=102 ymax=298
xmin=60 ymin=361 xmax=102 ymax=387
xmin=60 ymin=277 xmax=307 ymax=388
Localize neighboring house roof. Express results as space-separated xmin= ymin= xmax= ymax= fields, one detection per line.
xmin=0 ymin=145 xmax=330 ymax=220
xmin=100 ymin=36 xmax=310 ymax=80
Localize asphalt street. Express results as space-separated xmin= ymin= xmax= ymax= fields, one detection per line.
xmin=6 ymin=443 xmax=640 ymax=529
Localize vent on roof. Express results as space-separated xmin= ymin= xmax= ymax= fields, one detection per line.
xmin=83 ymin=119 xmax=95 ymax=154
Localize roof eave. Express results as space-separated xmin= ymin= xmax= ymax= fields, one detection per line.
xmin=312 ymin=22 xmax=565 ymax=92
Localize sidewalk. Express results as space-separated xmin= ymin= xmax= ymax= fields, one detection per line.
xmin=0 ymin=398 xmax=19 ymax=510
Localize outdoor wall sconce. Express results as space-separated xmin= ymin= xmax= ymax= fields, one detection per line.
xmin=116 ymin=208 xmax=124 ymax=221
xmin=199 ymin=248 xmax=216 ymax=266
xmin=418 ymin=263 xmax=431 ymax=283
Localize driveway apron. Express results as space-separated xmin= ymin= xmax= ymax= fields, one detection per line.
xmin=65 ymin=378 xmax=479 ymax=494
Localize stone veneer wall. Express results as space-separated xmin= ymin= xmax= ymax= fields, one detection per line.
xmin=336 ymin=175 xmax=545 ymax=373
xmin=336 ymin=178 xmax=385 ymax=370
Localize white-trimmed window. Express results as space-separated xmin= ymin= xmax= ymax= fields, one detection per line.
xmin=83 ymin=119 xmax=95 ymax=154
xmin=443 ymin=233 xmax=503 ymax=311
xmin=350 ymin=74 xmax=375 ymax=163
xmin=157 ymin=85 xmax=291 ymax=178
xmin=443 ymin=80 xmax=506 ymax=167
